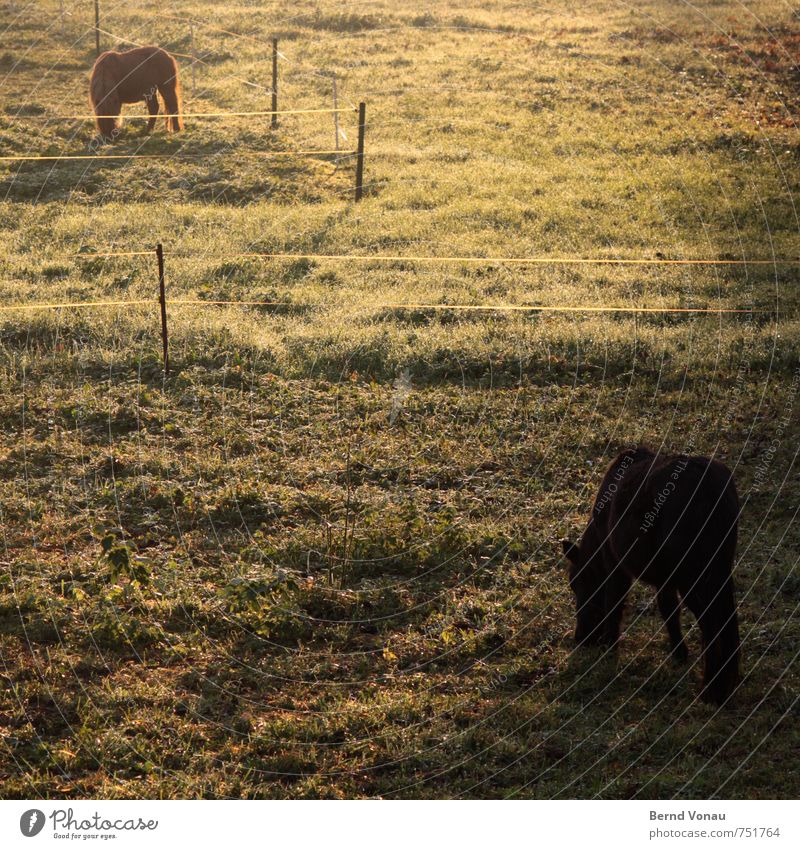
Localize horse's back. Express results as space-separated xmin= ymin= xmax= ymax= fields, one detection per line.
xmin=601 ymin=448 xmax=738 ymax=583
xmin=648 ymin=454 xmax=738 ymax=541
xmin=96 ymin=46 xmax=171 ymax=64
xmin=656 ymin=455 xmax=739 ymax=569
xmin=91 ymin=46 xmax=177 ymax=102
xmin=119 ymin=46 xmax=174 ymax=67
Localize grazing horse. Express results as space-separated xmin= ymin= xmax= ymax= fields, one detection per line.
xmin=89 ymin=46 xmax=183 ymax=140
xmin=561 ymin=446 xmax=741 ymax=704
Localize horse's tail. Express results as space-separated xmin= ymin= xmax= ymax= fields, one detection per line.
xmin=158 ymin=53 xmax=183 ymax=132
xmin=89 ymin=55 xmax=121 ymax=139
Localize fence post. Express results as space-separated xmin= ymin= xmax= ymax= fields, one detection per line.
xmin=156 ymin=243 xmax=170 ymax=375
xmin=355 ymin=101 xmax=366 ymax=202
xmin=94 ymin=0 xmax=101 ymax=57
xmin=60 ymin=0 xmax=65 ymax=37
xmin=271 ymin=39 xmax=278 ymax=129
xmin=190 ymin=23 xmax=196 ymax=99
xmin=332 ymin=73 xmax=340 ymax=161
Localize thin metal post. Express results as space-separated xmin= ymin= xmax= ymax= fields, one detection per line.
xmin=94 ymin=0 xmax=101 ymax=57
xmin=332 ymin=73 xmax=340 ymax=161
xmin=355 ymin=101 xmax=366 ymax=202
xmin=271 ymin=39 xmax=278 ymax=129
xmin=156 ymin=243 xmax=169 ymax=375
xmin=190 ymin=23 xmax=196 ymax=99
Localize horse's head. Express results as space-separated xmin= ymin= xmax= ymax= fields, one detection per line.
xmin=561 ymin=536 xmax=606 ymax=646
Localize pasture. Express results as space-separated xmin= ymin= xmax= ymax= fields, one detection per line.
xmin=0 ymin=0 xmax=799 ymax=798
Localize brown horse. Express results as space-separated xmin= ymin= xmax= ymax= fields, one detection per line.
xmin=561 ymin=446 xmax=741 ymax=704
xmin=89 ymin=46 xmax=183 ymax=140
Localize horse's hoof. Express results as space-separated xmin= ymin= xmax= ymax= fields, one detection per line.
xmin=702 ymin=673 xmax=739 ymax=706
xmin=600 ymin=642 xmax=620 ymax=660
xmin=701 ymin=687 xmax=731 ymax=707
xmin=671 ymin=642 xmax=689 ymax=663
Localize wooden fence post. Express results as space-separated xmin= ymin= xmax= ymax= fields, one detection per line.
xmin=94 ymin=0 xmax=101 ymax=57
xmin=271 ymin=39 xmax=278 ymax=129
xmin=355 ymin=101 xmax=366 ymax=202
xmin=190 ymin=23 xmax=196 ymax=99
xmin=156 ymin=243 xmax=169 ymax=375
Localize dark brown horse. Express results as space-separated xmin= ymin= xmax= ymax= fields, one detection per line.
xmin=89 ymin=46 xmax=183 ymax=140
xmin=561 ymin=446 xmax=741 ymax=704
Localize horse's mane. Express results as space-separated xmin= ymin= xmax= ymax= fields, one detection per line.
xmin=89 ymin=53 xmax=121 ymax=137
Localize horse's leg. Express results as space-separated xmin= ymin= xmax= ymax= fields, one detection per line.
xmin=158 ymin=81 xmax=182 ymax=132
xmin=657 ymin=586 xmax=688 ymax=662
xmin=145 ymin=92 xmax=159 ymax=132
xmin=602 ymin=569 xmax=631 ymax=650
xmin=683 ymin=573 xmax=740 ymax=704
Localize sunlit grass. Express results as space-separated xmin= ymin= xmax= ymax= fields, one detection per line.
xmin=0 ymin=0 xmax=798 ymax=799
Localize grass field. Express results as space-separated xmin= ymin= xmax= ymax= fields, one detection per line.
xmin=0 ymin=0 xmax=799 ymax=798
